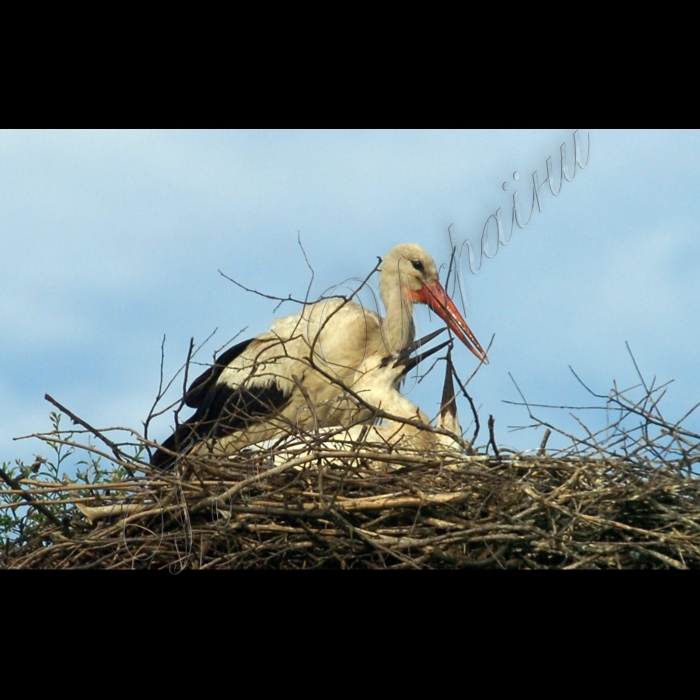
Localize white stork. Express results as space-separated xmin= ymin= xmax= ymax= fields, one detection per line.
xmin=263 ymin=332 xmax=466 ymax=466
xmin=151 ymin=243 xmax=487 ymax=468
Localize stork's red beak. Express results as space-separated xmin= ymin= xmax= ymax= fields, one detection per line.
xmin=411 ymin=280 xmax=489 ymax=364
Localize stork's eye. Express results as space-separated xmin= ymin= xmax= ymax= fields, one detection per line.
xmin=380 ymin=355 xmax=392 ymax=368
xmin=411 ymin=260 xmax=424 ymax=272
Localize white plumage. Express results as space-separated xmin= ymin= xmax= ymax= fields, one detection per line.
xmin=152 ymin=243 xmax=486 ymax=468
xmin=250 ymin=338 xmax=466 ymax=468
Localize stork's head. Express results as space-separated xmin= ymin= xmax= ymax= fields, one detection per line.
xmin=380 ymin=243 xmax=489 ymax=364
xmin=381 ymin=243 xmax=440 ymax=295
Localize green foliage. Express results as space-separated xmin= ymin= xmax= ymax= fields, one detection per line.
xmin=0 ymin=411 xmax=130 ymax=552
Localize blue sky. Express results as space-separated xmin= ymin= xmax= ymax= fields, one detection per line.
xmin=2 ymin=129 xmax=698 ymax=466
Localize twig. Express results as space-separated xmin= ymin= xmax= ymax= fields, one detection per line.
xmin=296 ymin=231 xmax=315 ymax=309
xmin=44 ymin=394 xmax=135 ymax=478
xmin=0 ymin=466 xmax=61 ymax=526
xmin=488 ymin=415 xmax=501 ymax=460
xmin=450 ymin=362 xmax=480 ymax=446
xmin=218 ymin=270 xmax=310 ymax=306
xmin=182 ymin=338 xmax=196 ymax=402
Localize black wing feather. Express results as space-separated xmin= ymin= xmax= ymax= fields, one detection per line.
xmin=151 ymin=380 xmax=291 ymax=470
xmin=184 ymin=338 xmax=255 ymax=408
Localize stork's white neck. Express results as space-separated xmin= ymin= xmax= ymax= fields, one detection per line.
xmin=380 ymin=274 xmax=415 ymax=355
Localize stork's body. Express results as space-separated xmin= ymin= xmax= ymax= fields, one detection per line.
xmin=263 ymin=338 xmax=466 ymax=467
xmin=151 ymin=243 xmax=486 ymax=468
xmin=340 ymin=340 xmax=465 ymax=454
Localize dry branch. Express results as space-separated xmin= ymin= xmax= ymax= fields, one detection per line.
xmin=4 ymin=270 xmax=699 ymax=569
xmin=3 ymin=421 xmax=699 ymax=569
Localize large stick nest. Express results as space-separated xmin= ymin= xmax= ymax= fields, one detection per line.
xmin=3 ymin=437 xmax=700 ymax=569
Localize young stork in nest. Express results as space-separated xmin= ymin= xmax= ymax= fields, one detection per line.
xmin=151 ymin=243 xmax=486 ymax=468
xmin=254 ymin=330 xmax=467 ymax=469
xmin=311 ymin=330 xmax=465 ymax=455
